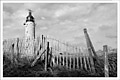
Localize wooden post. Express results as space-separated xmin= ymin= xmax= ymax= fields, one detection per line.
xmin=58 ymin=56 xmax=60 ymax=66
xmin=69 ymin=56 xmax=72 ymax=70
xmin=61 ymin=55 xmax=62 ymax=66
xmin=63 ymin=55 xmax=65 ymax=66
xmin=80 ymin=57 xmax=83 ymax=69
xmin=103 ymin=45 xmax=109 ymax=77
xmin=40 ymin=35 xmax=44 ymax=59
xmin=86 ymin=56 xmax=91 ymax=71
xmin=83 ymin=29 xmax=96 ymax=72
xmin=45 ymin=42 xmax=49 ymax=71
xmin=43 ymin=37 xmax=46 ymax=60
xmin=49 ymin=47 xmax=53 ymax=67
xmin=11 ymin=44 xmax=14 ymax=64
xmin=84 ymin=28 xmax=100 ymax=67
xmin=59 ymin=55 xmax=61 ymax=66
xmin=83 ymin=28 xmax=98 ymax=58
xmin=84 ymin=57 xmax=87 ymax=70
xmin=73 ymin=56 xmax=75 ymax=69
xmin=66 ymin=56 xmax=68 ymax=68
xmin=16 ymin=38 xmax=19 ymax=58
xmin=41 ymin=35 xmax=44 ymax=50
xmin=76 ymin=56 xmax=79 ymax=69
xmin=14 ymin=38 xmax=19 ymax=64
xmin=56 ymin=55 xmax=58 ymax=65
xmin=88 ymin=48 xmax=95 ymax=73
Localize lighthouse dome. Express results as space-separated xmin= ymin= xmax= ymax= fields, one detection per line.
xmin=26 ymin=10 xmax=34 ymax=22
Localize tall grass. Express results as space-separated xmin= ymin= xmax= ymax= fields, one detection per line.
xmin=3 ymin=52 xmax=117 ymax=77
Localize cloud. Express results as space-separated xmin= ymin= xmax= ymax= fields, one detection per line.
xmin=106 ymin=35 xmax=117 ymax=39
xmin=99 ymin=25 xmax=112 ymax=31
xmin=40 ymin=27 xmax=48 ymax=30
xmin=54 ymin=4 xmax=93 ymax=21
xmin=3 ymin=3 xmax=117 ymax=50
xmin=98 ymin=25 xmax=117 ymax=38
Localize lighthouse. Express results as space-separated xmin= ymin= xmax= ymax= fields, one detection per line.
xmin=24 ymin=10 xmax=35 ymax=62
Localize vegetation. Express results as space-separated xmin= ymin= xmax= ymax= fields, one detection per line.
xmin=3 ymin=52 xmax=117 ymax=77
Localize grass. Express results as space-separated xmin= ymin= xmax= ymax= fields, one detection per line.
xmin=3 ymin=53 xmax=117 ymax=77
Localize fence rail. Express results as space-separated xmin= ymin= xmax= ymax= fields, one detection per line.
xmin=3 ymin=35 xmax=94 ymax=71
xmin=3 ymin=29 xmax=115 ymax=77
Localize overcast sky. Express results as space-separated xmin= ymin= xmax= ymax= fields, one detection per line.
xmin=3 ymin=3 xmax=117 ymax=50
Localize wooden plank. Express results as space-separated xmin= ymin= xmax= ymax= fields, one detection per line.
xmin=80 ymin=57 xmax=83 ymax=69
xmin=45 ymin=42 xmax=49 ymax=71
xmin=11 ymin=44 xmax=14 ymax=64
xmin=77 ymin=56 xmax=79 ymax=69
xmin=103 ymin=45 xmax=109 ymax=77
xmin=73 ymin=56 xmax=75 ymax=69
xmin=86 ymin=57 xmax=91 ymax=71
xmin=63 ymin=55 xmax=65 ymax=66
xmin=69 ymin=56 xmax=72 ymax=70
xmin=56 ymin=55 xmax=58 ymax=65
xmin=49 ymin=47 xmax=53 ymax=67
xmin=59 ymin=55 xmax=61 ymax=66
xmin=43 ymin=36 xmax=46 ymax=60
xmin=31 ymin=49 xmax=46 ymax=67
xmin=15 ymin=38 xmax=19 ymax=59
xmin=88 ymin=48 xmax=95 ymax=73
xmin=58 ymin=55 xmax=60 ymax=65
xmin=84 ymin=57 xmax=87 ymax=70
xmin=83 ymin=28 xmax=98 ymax=59
xmin=66 ymin=56 xmax=68 ymax=68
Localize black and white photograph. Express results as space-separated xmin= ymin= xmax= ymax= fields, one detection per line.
xmin=1 ymin=0 xmax=119 ymax=79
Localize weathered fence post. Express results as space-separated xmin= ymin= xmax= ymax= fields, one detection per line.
xmin=11 ymin=44 xmax=14 ymax=64
xmin=69 ymin=56 xmax=72 ymax=70
xmin=84 ymin=57 xmax=87 ymax=70
xmin=58 ymin=56 xmax=60 ymax=66
xmin=49 ymin=47 xmax=53 ymax=67
xmin=66 ymin=55 xmax=68 ymax=68
xmin=43 ymin=36 xmax=46 ymax=60
xmin=84 ymin=28 xmax=95 ymax=73
xmin=80 ymin=56 xmax=83 ymax=69
xmin=77 ymin=56 xmax=79 ymax=69
xmin=41 ymin=35 xmax=44 ymax=59
xmin=86 ymin=56 xmax=91 ymax=71
xmin=59 ymin=55 xmax=61 ymax=66
xmin=15 ymin=38 xmax=19 ymax=59
xmin=56 ymin=55 xmax=58 ymax=65
xmin=45 ymin=42 xmax=49 ymax=71
xmin=103 ymin=45 xmax=109 ymax=77
xmin=83 ymin=28 xmax=98 ymax=59
xmin=63 ymin=55 xmax=65 ymax=66
xmin=14 ymin=38 xmax=19 ymax=65
xmin=88 ymin=48 xmax=95 ymax=73
xmin=73 ymin=56 xmax=75 ymax=69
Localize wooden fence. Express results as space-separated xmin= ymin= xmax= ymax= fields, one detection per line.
xmin=3 ymin=35 xmax=94 ymax=71
xmin=3 ymin=28 xmax=113 ymax=77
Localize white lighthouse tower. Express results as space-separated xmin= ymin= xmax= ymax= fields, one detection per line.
xmin=24 ymin=10 xmax=35 ymax=62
